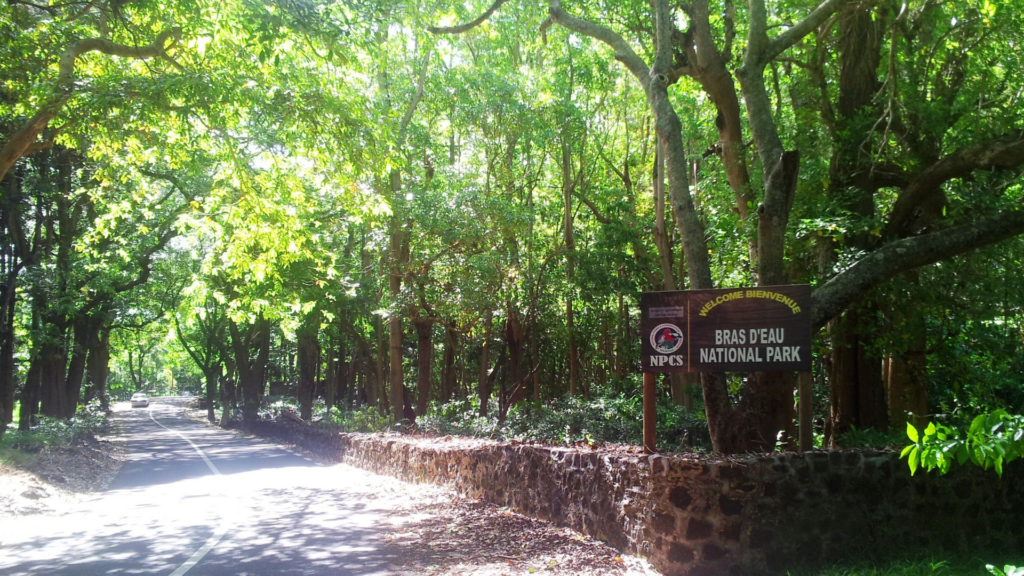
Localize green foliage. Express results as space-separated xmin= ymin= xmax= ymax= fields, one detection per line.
xmin=418 ymin=395 xmax=710 ymax=450
xmin=837 ymin=426 xmax=908 ymax=450
xmin=784 ymin=557 xmax=1015 ymax=576
xmin=0 ymin=402 xmax=107 ymax=465
xmin=257 ymin=396 xmax=394 ymax=433
xmin=324 ymin=405 xmax=394 ymax=434
xmin=902 ymin=411 xmax=1024 ymax=476
xmin=2 ymin=0 xmax=1024 ymax=466
xmin=988 ymin=566 xmax=1024 ymax=576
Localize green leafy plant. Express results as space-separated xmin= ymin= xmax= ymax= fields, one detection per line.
xmin=902 ymin=410 xmax=1024 ymax=476
xmin=326 ymin=406 xmax=394 ymax=433
xmin=838 ymin=425 xmax=907 ymax=450
xmin=1 ymin=402 xmax=108 ymax=465
xmin=417 ymin=395 xmax=710 ymax=449
xmin=987 ymin=565 xmax=1024 ymax=576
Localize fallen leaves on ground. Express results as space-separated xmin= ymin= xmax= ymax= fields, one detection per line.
xmin=380 ymin=496 xmax=657 ymax=576
xmin=0 ymin=426 xmax=125 ymax=518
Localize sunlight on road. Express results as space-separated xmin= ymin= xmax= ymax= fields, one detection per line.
xmin=0 ymin=401 xmax=414 ymax=576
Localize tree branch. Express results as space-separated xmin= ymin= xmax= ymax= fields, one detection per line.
xmin=428 ymin=0 xmax=510 ymax=34
xmin=812 ymin=206 xmax=1024 ymax=329
xmin=651 ymin=0 xmax=675 ymax=77
xmin=110 ymin=224 xmax=178 ymax=294
xmin=175 ymin=315 xmax=210 ymax=371
xmin=547 ymin=0 xmax=651 ymax=86
xmin=737 ymin=0 xmax=841 ymax=165
xmin=398 ymin=49 xmax=432 ymax=144
xmin=574 ymin=189 xmax=611 ymax=224
xmin=0 ymin=27 xmax=182 ymax=184
xmin=58 ymin=28 xmax=182 ymax=84
xmin=885 ymin=132 xmax=1024 ymax=237
xmin=762 ymin=0 xmax=842 ymax=65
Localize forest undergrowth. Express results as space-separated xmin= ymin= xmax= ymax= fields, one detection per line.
xmin=259 ymin=393 xmax=714 ymax=451
xmin=785 ymin=557 xmax=1022 ymax=576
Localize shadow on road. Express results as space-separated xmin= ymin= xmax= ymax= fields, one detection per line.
xmin=0 ymin=400 xmax=400 ymax=576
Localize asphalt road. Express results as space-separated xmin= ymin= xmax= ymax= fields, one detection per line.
xmin=0 ymin=399 xmax=411 ymax=576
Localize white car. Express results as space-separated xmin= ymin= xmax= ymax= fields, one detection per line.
xmin=130 ymin=393 xmax=150 ymax=408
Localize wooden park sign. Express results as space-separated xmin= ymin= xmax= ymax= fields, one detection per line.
xmin=640 ymin=285 xmax=812 ymax=373
xmin=638 ymin=285 xmax=813 ymax=454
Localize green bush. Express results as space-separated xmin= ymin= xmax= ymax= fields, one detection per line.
xmin=902 ymin=410 xmax=1024 ymax=476
xmin=324 ymin=405 xmax=394 ymax=433
xmin=988 ymin=566 xmax=1023 ymax=576
xmin=783 ymin=557 xmax=1021 ymax=576
xmin=1 ymin=401 xmax=107 ymax=464
xmin=838 ymin=426 xmax=908 ymax=450
xmin=418 ymin=394 xmax=711 ymax=450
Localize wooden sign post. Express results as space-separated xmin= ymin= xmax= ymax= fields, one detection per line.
xmin=798 ymin=371 xmax=813 ymax=452
xmin=639 ymin=285 xmax=812 ymax=454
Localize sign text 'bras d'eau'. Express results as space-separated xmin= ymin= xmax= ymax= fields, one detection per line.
xmin=640 ymin=285 xmax=812 ymax=373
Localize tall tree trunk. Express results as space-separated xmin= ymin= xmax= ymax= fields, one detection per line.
xmin=562 ymin=141 xmax=579 ymax=396
xmin=85 ymin=327 xmax=111 ymax=411
xmin=333 ymin=337 xmax=347 ymax=410
xmin=822 ymin=1 xmax=888 ymax=444
xmin=0 ymin=279 xmax=16 ymax=428
xmin=64 ymin=316 xmax=100 ymax=418
xmin=825 ymin=307 xmax=889 ymax=446
xmin=203 ymin=367 xmax=219 ymax=423
xmin=19 ymin=360 xmax=41 ymax=430
xmin=297 ymin=314 xmax=320 ymax=421
xmin=219 ymin=353 xmax=236 ymax=427
xmin=342 ymin=345 xmax=351 ymax=405
xmin=441 ymin=324 xmax=457 ymax=404
xmin=414 ymin=319 xmax=433 ymax=416
xmin=388 ymin=275 xmax=405 ymax=419
xmin=478 ymin=311 xmax=492 ymax=416
xmin=887 ymin=312 xmax=929 ymax=431
xmin=504 ymin=307 xmax=526 ymax=413
xmin=373 ymin=315 xmax=386 ymax=413
xmin=230 ymin=318 xmax=270 ymax=428
xmin=38 ymin=337 xmax=68 ymax=419
xmin=652 ymin=144 xmax=677 ymax=292
xmin=531 ymin=319 xmax=540 ymax=400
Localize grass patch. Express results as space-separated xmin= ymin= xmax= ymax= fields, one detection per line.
xmin=0 ymin=444 xmax=38 ymax=468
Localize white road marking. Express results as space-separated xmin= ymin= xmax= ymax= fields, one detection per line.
xmin=148 ymin=406 xmax=231 ymax=576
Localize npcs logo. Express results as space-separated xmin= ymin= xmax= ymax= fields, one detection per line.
xmin=650 ymin=323 xmax=683 ymax=354
xmin=649 ymin=354 xmax=685 ymax=367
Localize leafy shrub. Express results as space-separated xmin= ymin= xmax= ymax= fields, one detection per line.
xmin=418 ymin=394 xmax=711 ymax=450
xmin=784 ymin=557 xmax=1016 ymax=575
xmin=988 ymin=566 xmax=1024 ymax=576
xmin=837 ymin=426 xmax=908 ymax=450
xmin=258 ymin=396 xmax=300 ymax=420
xmin=323 ymin=405 xmax=393 ymax=433
xmin=1 ymin=400 xmax=107 ymax=460
xmin=902 ymin=410 xmax=1024 ymax=476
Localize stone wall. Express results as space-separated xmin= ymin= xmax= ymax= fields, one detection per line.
xmin=238 ymin=421 xmax=1024 ymax=575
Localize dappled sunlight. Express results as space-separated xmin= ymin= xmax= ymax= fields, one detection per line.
xmin=3 ymin=401 xmax=655 ymax=575
xmin=1 ymin=401 xmax=409 ymax=576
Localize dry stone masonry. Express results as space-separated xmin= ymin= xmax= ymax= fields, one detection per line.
xmin=238 ymin=421 xmax=1024 ymax=575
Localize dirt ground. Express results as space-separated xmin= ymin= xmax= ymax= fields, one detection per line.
xmin=380 ymin=496 xmax=656 ymax=576
xmin=0 ymin=424 xmax=126 ymax=518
